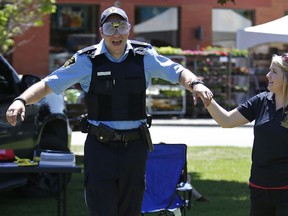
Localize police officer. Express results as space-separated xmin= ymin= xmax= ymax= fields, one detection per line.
xmin=6 ymin=6 xmax=213 ymax=216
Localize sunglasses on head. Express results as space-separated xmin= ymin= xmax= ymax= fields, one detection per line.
xmin=281 ymin=53 xmax=288 ymax=64
xmin=102 ymin=21 xmax=131 ymax=36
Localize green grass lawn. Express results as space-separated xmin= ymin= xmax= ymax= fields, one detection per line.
xmin=187 ymin=146 xmax=252 ymax=216
xmin=0 ymin=146 xmax=252 ymax=216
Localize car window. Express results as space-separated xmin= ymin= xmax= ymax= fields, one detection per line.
xmin=0 ymin=66 xmax=13 ymax=96
xmin=0 ymin=75 xmax=10 ymax=94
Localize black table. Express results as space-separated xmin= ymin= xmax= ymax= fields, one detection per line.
xmin=0 ymin=165 xmax=82 ymax=216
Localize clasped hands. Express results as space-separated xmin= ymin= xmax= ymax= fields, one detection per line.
xmin=192 ymin=84 xmax=213 ymax=107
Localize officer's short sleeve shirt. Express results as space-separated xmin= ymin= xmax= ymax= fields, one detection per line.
xmin=43 ymin=39 xmax=185 ymax=129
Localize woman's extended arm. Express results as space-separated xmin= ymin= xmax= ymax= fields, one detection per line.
xmin=206 ymin=99 xmax=250 ymax=128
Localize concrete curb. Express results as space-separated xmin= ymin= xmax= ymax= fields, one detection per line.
xmin=151 ymin=118 xmax=254 ymax=127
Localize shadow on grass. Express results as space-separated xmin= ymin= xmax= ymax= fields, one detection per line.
xmin=0 ymin=172 xmax=250 ymax=216
xmin=0 ymin=155 xmax=250 ymax=216
xmin=188 ymin=171 xmax=250 ymax=216
xmin=0 ymin=172 xmax=88 ymax=216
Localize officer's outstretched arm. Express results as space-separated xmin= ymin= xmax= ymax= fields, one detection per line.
xmin=6 ymin=80 xmax=53 ymax=126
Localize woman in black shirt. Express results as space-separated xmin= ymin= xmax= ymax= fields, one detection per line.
xmin=204 ymin=53 xmax=288 ymax=216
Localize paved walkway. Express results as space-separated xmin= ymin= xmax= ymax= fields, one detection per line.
xmin=70 ymin=118 xmax=254 ymax=155
xmin=148 ymin=118 xmax=254 ymax=127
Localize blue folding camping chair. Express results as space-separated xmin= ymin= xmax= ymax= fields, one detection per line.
xmin=141 ymin=143 xmax=193 ymax=216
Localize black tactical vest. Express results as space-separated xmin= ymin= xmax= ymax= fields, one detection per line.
xmin=84 ymin=43 xmax=148 ymax=121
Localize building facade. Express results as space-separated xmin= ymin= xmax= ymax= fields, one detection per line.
xmin=11 ymin=0 xmax=288 ymax=77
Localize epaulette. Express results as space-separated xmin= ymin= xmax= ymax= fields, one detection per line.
xmin=77 ymin=45 xmax=97 ymax=56
xmin=130 ymin=40 xmax=151 ymax=55
xmin=130 ymin=40 xmax=151 ymax=48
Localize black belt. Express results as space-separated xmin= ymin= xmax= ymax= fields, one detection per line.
xmin=88 ymin=124 xmax=142 ymax=142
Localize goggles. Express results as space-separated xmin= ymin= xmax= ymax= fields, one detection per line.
xmin=102 ymin=21 xmax=131 ymax=36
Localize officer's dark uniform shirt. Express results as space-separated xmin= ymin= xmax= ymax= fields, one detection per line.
xmin=44 ymin=39 xmax=185 ymax=130
xmin=237 ymin=91 xmax=288 ymax=187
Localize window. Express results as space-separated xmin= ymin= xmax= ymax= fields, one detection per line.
xmin=49 ymin=4 xmax=99 ymax=71
xmin=134 ymin=6 xmax=179 ymax=47
xmin=212 ymin=9 xmax=253 ymax=48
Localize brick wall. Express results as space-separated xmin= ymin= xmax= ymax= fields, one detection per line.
xmin=12 ymin=16 xmax=50 ymax=77
xmin=11 ymin=0 xmax=288 ymax=76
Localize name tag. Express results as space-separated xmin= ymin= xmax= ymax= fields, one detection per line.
xmin=97 ymin=71 xmax=111 ymax=76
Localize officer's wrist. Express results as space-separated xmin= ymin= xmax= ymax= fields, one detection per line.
xmin=13 ymin=97 xmax=26 ymax=106
xmin=190 ymin=79 xmax=204 ymax=89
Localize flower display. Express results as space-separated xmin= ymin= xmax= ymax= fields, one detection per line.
xmin=154 ymin=46 xmax=248 ymax=57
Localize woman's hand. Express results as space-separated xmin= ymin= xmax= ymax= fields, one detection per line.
xmin=192 ymin=84 xmax=213 ymax=107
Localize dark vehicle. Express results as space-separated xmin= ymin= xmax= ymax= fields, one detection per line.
xmin=0 ymin=55 xmax=71 ymax=196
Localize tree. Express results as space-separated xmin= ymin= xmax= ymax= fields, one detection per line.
xmin=0 ymin=0 xmax=56 ymax=55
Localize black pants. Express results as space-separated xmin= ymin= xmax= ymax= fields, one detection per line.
xmin=84 ymin=134 xmax=148 ymax=216
xmin=250 ymin=187 xmax=288 ymax=216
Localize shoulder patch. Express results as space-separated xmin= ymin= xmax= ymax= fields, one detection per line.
xmin=63 ymin=56 xmax=75 ymax=67
xmin=130 ymin=40 xmax=151 ymax=55
xmin=134 ymin=47 xmax=147 ymax=55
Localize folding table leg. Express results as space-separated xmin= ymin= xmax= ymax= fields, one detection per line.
xmin=58 ymin=173 xmax=67 ymax=216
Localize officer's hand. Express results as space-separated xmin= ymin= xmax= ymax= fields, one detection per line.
xmin=6 ymin=101 xmax=26 ymax=126
xmin=192 ymin=84 xmax=213 ymax=107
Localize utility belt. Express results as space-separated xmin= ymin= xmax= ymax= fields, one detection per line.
xmin=79 ymin=114 xmax=154 ymax=151
xmin=89 ymin=123 xmax=141 ymax=142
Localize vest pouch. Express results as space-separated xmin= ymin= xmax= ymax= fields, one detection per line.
xmin=139 ymin=123 xmax=154 ymax=152
xmin=79 ymin=114 xmax=89 ymax=133
xmin=96 ymin=123 xmax=115 ymax=143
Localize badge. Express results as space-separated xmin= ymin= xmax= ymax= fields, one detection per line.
xmin=63 ymin=56 xmax=75 ymax=67
xmin=97 ymin=71 xmax=111 ymax=76
xmin=134 ymin=47 xmax=147 ymax=55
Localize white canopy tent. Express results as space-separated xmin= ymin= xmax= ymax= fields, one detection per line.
xmin=236 ymin=15 xmax=288 ymax=50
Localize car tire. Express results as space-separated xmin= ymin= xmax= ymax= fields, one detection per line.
xmin=39 ymin=133 xmax=70 ymax=152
